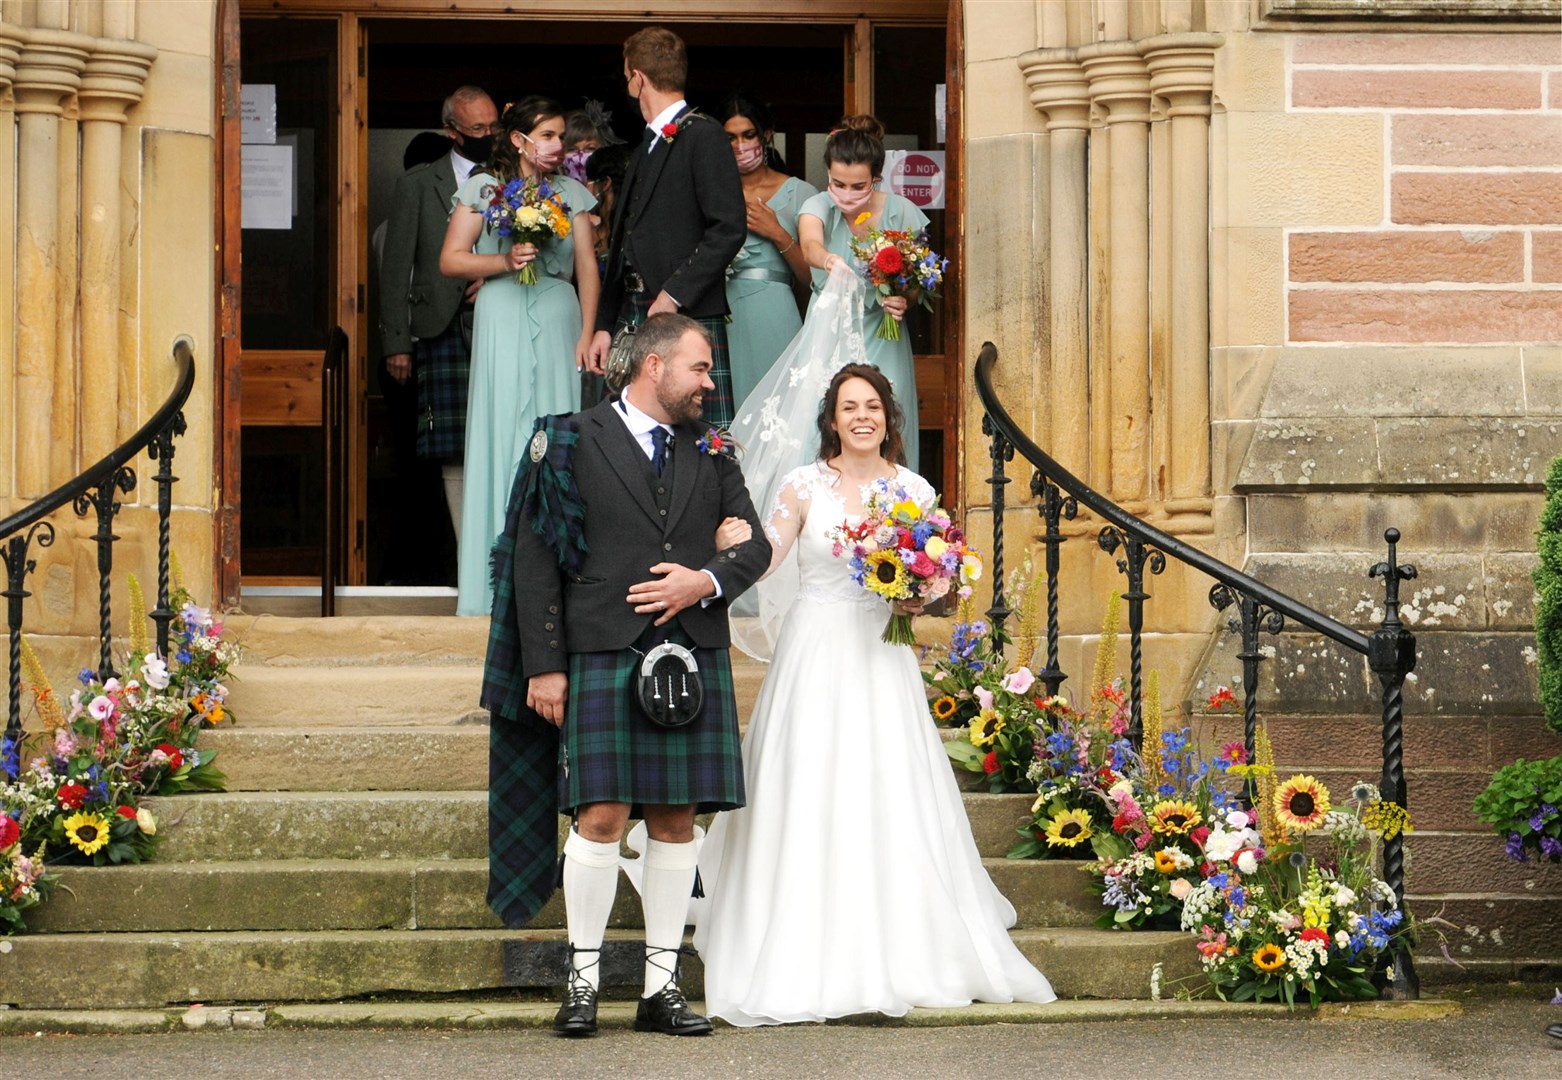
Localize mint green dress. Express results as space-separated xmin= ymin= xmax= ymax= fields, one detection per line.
xmin=725 ymin=176 xmax=817 ymax=408
xmin=455 ymin=171 xmax=595 ymax=616
xmin=798 ymin=191 xmax=930 ymax=472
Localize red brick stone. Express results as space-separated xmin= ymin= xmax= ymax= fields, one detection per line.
xmin=1404 ymin=897 xmax=1562 ymax=959
xmin=1308 ymin=768 xmax=1489 ymax=830
xmin=1534 ymin=231 xmax=1562 ymax=284
xmin=1488 ymin=714 xmax=1562 ymax=763
xmin=1293 ymin=69 xmax=1542 ymax=111
xmin=1394 ymin=172 xmax=1562 ymax=226
xmin=1294 ymin=32 xmax=1562 ymax=67
xmin=1393 ymin=114 xmax=1562 ymax=168
xmin=1405 ymin=831 xmax=1562 ymax=894
xmin=1290 ymin=231 xmax=1525 ymax=284
xmin=1290 ymin=288 xmax=1562 ymax=344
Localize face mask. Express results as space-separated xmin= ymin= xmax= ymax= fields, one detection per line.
xmin=828 ymin=184 xmax=873 ymax=217
xmin=520 ymin=131 xmax=564 ymax=173
xmin=455 ymin=133 xmax=493 ymax=164
xmin=733 ymin=141 xmax=764 ymax=174
xmin=562 ymin=149 xmax=592 ymax=183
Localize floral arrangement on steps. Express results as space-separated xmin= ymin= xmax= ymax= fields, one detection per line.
xmin=1474 ymin=755 xmax=1562 ymax=865
xmin=0 ymin=575 xmax=238 ymax=933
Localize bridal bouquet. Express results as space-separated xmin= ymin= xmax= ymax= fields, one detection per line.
xmin=483 ymin=175 xmax=572 ymax=285
xmin=827 ymin=478 xmax=981 ymax=645
xmin=848 ymin=216 xmax=946 ymax=342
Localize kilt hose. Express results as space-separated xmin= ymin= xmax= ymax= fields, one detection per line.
xmin=561 ymin=623 xmax=745 ymax=815
xmin=413 ymin=319 xmax=470 ymax=461
xmin=616 ymin=294 xmax=734 ymax=428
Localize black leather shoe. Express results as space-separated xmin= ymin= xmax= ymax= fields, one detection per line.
xmin=1546 ymin=1023 xmax=1562 ymax=1041
xmin=553 ymin=945 xmax=601 ymax=1037
xmin=634 ymin=983 xmax=713 ymax=1036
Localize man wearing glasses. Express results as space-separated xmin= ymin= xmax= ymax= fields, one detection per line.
xmin=380 ymin=85 xmax=498 ymax=546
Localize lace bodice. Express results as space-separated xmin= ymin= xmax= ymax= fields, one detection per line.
xmin=762 ymin=461 xmax=936 ymax=606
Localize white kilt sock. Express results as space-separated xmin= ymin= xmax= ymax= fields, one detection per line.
xmin=640 ymin=837 xmax=699 ymax=997
xmin=562 ymin=829 xmax=620 ymax=991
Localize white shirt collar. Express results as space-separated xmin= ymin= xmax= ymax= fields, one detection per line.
xmin=645 ymin=99 xmax=688 ymax=151
xmin=450 ymin=147 xmax=479 ymax=184
xmin=616 ymin=392 xmax=674 ymax=455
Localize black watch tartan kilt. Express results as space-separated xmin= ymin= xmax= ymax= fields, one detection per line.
xmin=617 ymin=294 xmax=734 ymax=428
xmin=560 ymin=623 xmax=744 ymax=815
xmin=413 ymin=320 xmax=471 ymax=461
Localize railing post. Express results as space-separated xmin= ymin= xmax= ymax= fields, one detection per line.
xmin=148 ymin=410 xmax=187 ymax=657
xmin=75 ymin=466 xmax=137 ymax=681
xmin=982 ymin=413 xmax=1015 ymax=650
xmin=1032 ymin=473 xmax=1076 ymax=699
xmin=1368 ymin=527 xmax=1419 ymax=1000
xmin=1100 ymin=527 xmax=1165 ymax=750
xmin=1209 ymin=584 xmax=1285 ymax=807
xmin=2 ymin=523 xmax=55 ymax=746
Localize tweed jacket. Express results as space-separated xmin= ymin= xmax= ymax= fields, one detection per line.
xmin=509 ymin=397 xmax=770 ymax=680
xmin=378 ymin=153 xmax=467 ymax=357
xmin=596 ymin=107 xmax=746 ymax=328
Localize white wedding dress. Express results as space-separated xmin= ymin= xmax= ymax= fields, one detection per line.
xmin=692 ymin=461 xmax=1056 ymax=1026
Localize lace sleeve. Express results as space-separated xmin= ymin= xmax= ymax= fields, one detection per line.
xmin=760 ymin=467 xmax=814 ymax=580
xmin=899 ymin=467 xmax=938 ymax=513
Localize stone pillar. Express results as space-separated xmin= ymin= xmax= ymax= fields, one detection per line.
xmin=78 ymin=35 xmax=156 ymax=462
xmin=1145 ymin=34 xmax=1220 ymax=509
xmin=0 ymin=16 xmax=25 ymax=506
xmin=1019 ymin=48 xmax=1092 ymax=479
xmin=1080 ymin=42 xmax=1152 ymax=507
xmin=11 ymin=27 xmax=88 ymax=498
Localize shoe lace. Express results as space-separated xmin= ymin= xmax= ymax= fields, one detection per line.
xmin=644 ymin=944 xmax=694 ymax=1007
xmin=564 ymin=944 xmax=600 ymax=1006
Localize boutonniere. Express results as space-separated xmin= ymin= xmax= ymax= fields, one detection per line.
xmin=660 ymin=122 xmax=679 ymax=143
xmin=696 ymin=427 xmax=735 ymax=458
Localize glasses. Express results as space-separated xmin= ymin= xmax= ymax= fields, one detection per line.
xmin=450 ymin=120 xmax=499 ymax=137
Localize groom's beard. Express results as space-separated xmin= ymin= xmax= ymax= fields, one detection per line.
xmin=658 ymin=385 xmax=703 ymax=424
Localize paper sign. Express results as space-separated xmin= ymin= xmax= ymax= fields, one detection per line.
xmin=935 ymin=84 xmax=947 ymax=145
xmin=241 ymin=84 xmax=277 ymax=145
xmin=881 ymin=150 xmax=945 ymax=210
xmin=242 ymin=143 xmax=293 ymax=230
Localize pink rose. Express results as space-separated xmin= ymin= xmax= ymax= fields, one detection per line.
xmin=1169 ymin=877 xmax=1193 ymax=900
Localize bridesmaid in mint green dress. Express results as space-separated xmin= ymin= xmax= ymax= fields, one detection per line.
xmin=798 ymin=116 xmax=929 ymax=472
xmin=440 ymin=96 xmax=600 ymax=616
xmin=718 ymin=95 xmax=817 ymax=408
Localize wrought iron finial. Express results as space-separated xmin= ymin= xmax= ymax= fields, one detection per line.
xmin=1369 ymin=527 xmax=1418 ymax=633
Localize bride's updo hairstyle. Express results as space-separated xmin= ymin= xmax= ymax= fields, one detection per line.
xmin=491 ymin=95 xmax=566 ymax=183
xmin=817 ymin=363 xmax=906 ymax=466
xmin=823 ymin=114 xmax=886 ymax=180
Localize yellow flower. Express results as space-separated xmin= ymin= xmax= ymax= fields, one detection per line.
xmin=931 ymin=695 xmax=958 ymax=722
xmin=135 ymin=807 xmax=157 ymax=835
xmin=854 ymin=211 xmax=872 ymax=226
xmin=1154 ymin=849 xmax=1180 ymax=874
xmin=924 ymin=536 xmax=948 ymax=560
xmin=1252 ymin=944 xmax=1286 ymax=972
xmin=63 ymin=811 xmax=112 ymax=856
xmin=863 ymin=550 xmax=910 ymax=600
xmin=1360 ymin=799 xmax=1412 ymax=840
xmin=1045 ymin=808 xmax=1094 ymax=848
xmin=1150 ymin=800 xmax=1203 ymax=836
xmin=969 ymin=708 xmax=1003 ymax=748
xmin=960 ymin=553 xmax=983 ymax=583
xmin=1274 ymin=775 xmax=1331 ymax=833
xmin=891 ymin=499 xmax=921 ymax=521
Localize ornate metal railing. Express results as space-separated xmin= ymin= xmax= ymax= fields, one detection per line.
xmin=3 ymin=338 xmax=195 ymax=751
xmin=974 ymin=341 xmax=1420 ymax=999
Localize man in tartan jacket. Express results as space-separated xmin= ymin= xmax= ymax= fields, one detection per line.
xmin=483 ymin=313 xmax=769 ymax=1038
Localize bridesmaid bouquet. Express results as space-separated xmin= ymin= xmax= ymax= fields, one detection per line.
xmin=847 ymin=216 xmax=947 ymax=342
xmin=828 ymin=478 xmax=982 ymax=645
xmin=483 ymin=176 xmax=572 ymax=285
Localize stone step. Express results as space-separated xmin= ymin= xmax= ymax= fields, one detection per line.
xmin=33 ymin=857 xmax=1101 ymax=935
xmin=0 ymin=926 xmax=1194 ymax=1009
xmin=233 ymin=614 xmax=492 ymax=668
xmin=144 ymin=791 xmax=1038 ymax=862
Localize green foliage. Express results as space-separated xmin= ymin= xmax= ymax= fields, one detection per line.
xmin=1537 ymin=455 xmax=1562 ymax=733
xmin=1473 ymin=756 xmax=1562 ymax=863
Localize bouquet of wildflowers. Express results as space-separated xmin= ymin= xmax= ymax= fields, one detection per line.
xmin=828 ymin=478 xmax=980 ymax=645
xmin=483 ymin=175 xmax=572 ymax=285
xmin=847 ymin=215 xmax=946 ymax=341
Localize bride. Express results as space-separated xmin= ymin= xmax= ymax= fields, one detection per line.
xmin=691 ymin=269 xmax=1056 ymax=1025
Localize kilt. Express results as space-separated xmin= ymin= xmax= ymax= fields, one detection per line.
xmin=616 ymin=295 xmax=734 ymax=428
xmin=560 ymin=625 xmax=744 ymax=814
xmin=414 ymin=319 xmax=470 ymax=461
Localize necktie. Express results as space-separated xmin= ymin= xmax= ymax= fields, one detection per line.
xmin=640 ymin=125 xmax=657 ymax=154
xmin=650 ymin=426 xmax=670 ymax=477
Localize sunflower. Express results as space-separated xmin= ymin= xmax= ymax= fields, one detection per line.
xmin=1252 ymin=943 xmax=1286 ymax=972
xmin=1150 ymin=799 xmax=1203 ymax=836
xmin=1154 ymin=849 xmax=1182 ymax=874
xmin=862 ymin=550 xmax=910 ymax=600
xmin=1274 ymin=775 xmax=1331 ymax=833
xmin=968 ymin=708 xmax=1003 ymax=748
xmin=1044 ymin=808 xmax=1094 ymax=848
xmin=63 ymin=811 xmax=112 ymax=856
xmin=931 ymin=695 xmax=959 ymax=722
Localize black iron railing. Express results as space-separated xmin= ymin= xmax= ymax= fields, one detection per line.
xmin=973 ymin=341 xmax=1420 ymax=999
xmin=3 ymin=338 xmax=195 ymax=747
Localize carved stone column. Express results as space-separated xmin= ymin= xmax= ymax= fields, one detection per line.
xmin=0 ymin=17 xmax=26 ymax=505
xmin=1019 ymin=48 xmax=1091 ymax=480
xmin=1145 ymin=34 xmax=1221 ymax=511
xmin=78 ymin=36 xmax=156 ymax=462
xmin=1079 ymin=41 xmax=1152 ymax=507
xmin=12 ymin=27 xmax=89 ymax=498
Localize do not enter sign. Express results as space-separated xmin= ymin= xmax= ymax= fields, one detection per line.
xmin=882 ymin=150 xmax=945 ymax=210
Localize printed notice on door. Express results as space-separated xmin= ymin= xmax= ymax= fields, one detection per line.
xmin=242 ymin=143 xmax=293 ymax=230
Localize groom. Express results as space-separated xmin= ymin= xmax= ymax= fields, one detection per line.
xmin=483 ymin=314 xmax=770 ymax=1038
xmin=588 ymin=26 xmax=745 ymax=426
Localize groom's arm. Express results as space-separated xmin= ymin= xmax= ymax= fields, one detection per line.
xmin=661 ymin=119 xmax=745 ymax=312
xmin=700 ymin=454 xmax=770 ymax=602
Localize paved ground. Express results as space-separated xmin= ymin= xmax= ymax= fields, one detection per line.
xmin=0 ymin=992 xmax=1556 ymax=1079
